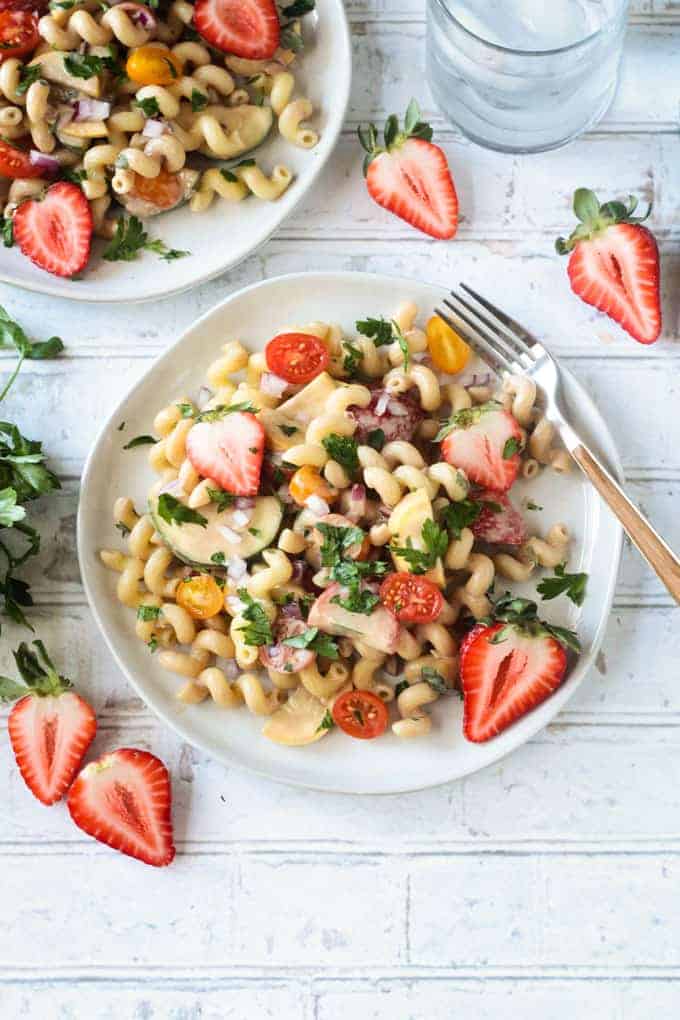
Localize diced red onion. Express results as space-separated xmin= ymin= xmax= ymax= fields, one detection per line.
xmin=75 ymin=99 xmax=111 ymax=122
xmin=259 ymin=372 xmax=288 ymax=397
xmin=142 ymin=118 xmax=168 ymax=138
xmin=231 ymin=509 xmax=252 ymax=528
xmin=218 ymin=525 xmax=241 ymax=544
xmin=223 ymin=658 xmax=239 ymax=679
xmin=291 ymin=560 xmax=306 ymax=583
xmin=29 ymin=150 xmax=60 ymax=177
xmin=227 ymin=557 xmax=248 ymax=582
xmin=117 ymin=2 xmax=157 ymax=30
xmin=375 ymin=391 xmax=390 ymax=416
xmin=197 ymin=385 xmax=213 ymax=409
xmin=305 ymin=494 xmax=330 ymax=517
xmin=159 ymin=479 xmax=183 ymax=496
xmin=350 ymin=483 xmax=365 ymax=501
xmin=234 ymin=497 xmax=255 ymax=510
xmin=277 ymin=484 xmax=294 ymax=504
xmin=388 ymin=399 xmax=409 ymax=417
xmin=281 ymin=600 xmax=302 ymax=619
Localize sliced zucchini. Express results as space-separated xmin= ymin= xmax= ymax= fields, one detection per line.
xmin=149 ymin=494 xmax=282 ymax=567
xmin=387 ymin=488 xmax=445 ymax=587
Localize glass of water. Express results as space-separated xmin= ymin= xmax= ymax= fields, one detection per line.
xmin=426 ymin=0 xmax=630 ymax=153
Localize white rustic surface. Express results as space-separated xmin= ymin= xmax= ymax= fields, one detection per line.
xmin=2 ymin=4 xmax=680 ymax=1017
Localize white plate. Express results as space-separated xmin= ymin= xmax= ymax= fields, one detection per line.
xmin=0 ymin=2 xmax=351 ymax=304
xmin=78 ymin=271 xmax=623 ymax=794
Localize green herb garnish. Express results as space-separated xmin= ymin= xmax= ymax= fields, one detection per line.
xmin=206 ymin=487 xmax=235 ymax=512
xmin=122 ymin=434 xmax=155 ymax=449
xmin=322 ymin=434 xmax=359 ymax=478
xmin=137 ymin=604 xmax=161 ymax=621
xmin=156 ymin=494 xmax=207 ymax=528
xmin=103 ymin=216 xmax=189 ymax=263
xmin=536 ymin=564 xmax=588 ymax=607
xmin=236 ymin=589 xmax=273 ymax=646
xmin=391 ymin=519 xmax=447 ymax=574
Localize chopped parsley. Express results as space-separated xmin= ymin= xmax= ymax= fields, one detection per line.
xmin=503 ymin=436 xmax=521 ymax=459
xmin=316 ymin=522 xmax=365 ymax=567
xmin=391 ymin=519 xmax=448 ymax=574
xmin=156 ymin=494 xmax=207 ymax=528
xmin=536 ymin=564 xmax=588 ymax=607
xmin=0 ymin=217 xmax=13 ymax=249
xmin=342 ymin=340 xmax=362 ymax=377
xmin=103 ymin=216 xmax=189 ymax=264
xmin=134 ymin=96 xmax=161 ymax=118
xmin=279 ymin=424 xmax=298 ymax=437
xmin=191 ymin=88 xmax=208 ymax=112
xmin=194 ymin=401 xmax=256 ymax=423
xmin=322 ymin=434 xmax=359 ymax=478
xmin=439 ymin=496 xmax=501 ymax=539
xmin=236 ymin=589 xmax=273 ymax=646
xmin=316 ymin=708 xmax=334 ymax=732
xmin=367 ymin=428 xmax=385 ymax=451
xmin=147 ymin=636 xmax=158 ymax=653
xmin=282 ymin=0 xmax=315 ymax=16
xmin=248 ymin=527 xmax=261 ymax=537
xmin=115 ymin=520 xmax=131 ymax=537
xmin=356 ymin=316 xmax=393 ymax=347
xmin=137 ymin=604 xmax=161 ymax=621
xmin=206 ymin=486 xmax=235 ymax=512
xmin=526 ymin=500 xmax=543 ymax=512
xmin=280 ymin=27 xmax=303 ymax=51
xmin=122 ymin=434 xmax=155 ymax=449
xmin=282 ymin=626 xmax=339 ymax=660
xmin=211 ymin=552 xmax=226 ymax=565
xmin=16 ymin=65 xmax=43 ymax=97
xmin=330 ymin=586 xmax=379 ymax=615
xmin=421 ymin=666 xmax=448 ymax=694
xmin=176 ymin=402 xmax=195 ymax=418
xmin=394 ymin=679 xmax=409 ymax=698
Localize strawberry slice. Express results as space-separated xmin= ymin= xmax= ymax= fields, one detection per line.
xmin=439 ymin=402 xmax=522 ymax=493
xmin=471 ymin=490 xmax=528 ymax=546
xmin=2 ymin=641 xmax=96 ymax=805
xmin=194 ymin=0 xmax=279 ymax=59
xmin=358 ymin=99 xmax=458 ymax=240
xmin=13 ymin=181 xmax=92 ymax=278
xmin=186 ymin=410 xmax=265 ymax=496
xmin=460 ymin=596 xmax=573 ymax=743
xmin=556 ymin=188 xmax=661 ymax=345
xmin=67 ymin=748 xmax=175 ymax=867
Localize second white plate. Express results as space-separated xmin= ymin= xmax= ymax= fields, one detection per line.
xmin=78 ymin=271 xmax=623 ymax=793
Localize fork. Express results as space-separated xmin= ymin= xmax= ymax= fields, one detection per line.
xmin=435 ymin=284 xmax=680 ymax=605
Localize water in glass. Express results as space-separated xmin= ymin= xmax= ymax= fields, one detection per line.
xmin=427 ymin=0 xmax=629 ymax=153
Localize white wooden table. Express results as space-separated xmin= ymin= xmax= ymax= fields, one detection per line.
xmin=2 ymin=4 xmax=680 ymax=1017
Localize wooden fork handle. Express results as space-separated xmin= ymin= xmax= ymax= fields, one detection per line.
xmin=572 ymin=444 xmax=680 ymax=605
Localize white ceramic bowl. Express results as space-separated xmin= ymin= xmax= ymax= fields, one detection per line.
xmin=78 ymin=271 xmax=623 ymax=793
xmin=0 ymin=1 xmax=351 ymax=303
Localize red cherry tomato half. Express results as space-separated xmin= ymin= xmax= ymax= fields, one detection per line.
xmin=379 ymin=572 xmax=444 ymax=624
xmin=332 ymin=689 xmax=389 ymax=740
xmin=0 ymin=9 xmax=39 ymax=62
xmin=265 ymin=332 xmax=330 ymax=385
xmin=0 ymin=138 xmax=42 ymax=179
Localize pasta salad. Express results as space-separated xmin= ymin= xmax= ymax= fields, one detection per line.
xmin=0 ymin=0 xmax=318 ymax=277
xmin=100 ymin=300 xmax=586 ymax=747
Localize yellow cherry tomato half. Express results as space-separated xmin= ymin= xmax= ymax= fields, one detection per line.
xmin=426 ymin=315 xmax=471 ymax=374
xmin=289 ymin=465 xmax=335 ymax=508
xmin=176 ymin=574 xmax=224 ymax=620
xmin=126 ymin=45 xmax=183 ymax=86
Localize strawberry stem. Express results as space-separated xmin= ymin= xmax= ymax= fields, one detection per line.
xmin=556 ymin=188 xmax=652 ymax=255
xmin=357 ymin=98 xmax=434 ymax=176
xmin=0 ymin=640 xmax=73 ymax=702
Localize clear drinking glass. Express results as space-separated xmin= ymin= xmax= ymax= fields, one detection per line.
xmin=426 ymin=0 xmax=630 ymax=153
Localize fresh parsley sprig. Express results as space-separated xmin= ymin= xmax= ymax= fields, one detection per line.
xmin=391 ymin=519 xmax=447 ymax=574
xmin=321 ymin=434 xmax=359 ymax=478
xmin=103 ymin=216 xmax=189 ymax=264
xmin=536 ymin=564 xmax=588 ymax=607
xmin=236 ymin=589 xmax=273 ymax=646
xmin=282 ymin=625 xmax=339 ymax=660
xmin=156 ymin=494 xmax=207 ymax=528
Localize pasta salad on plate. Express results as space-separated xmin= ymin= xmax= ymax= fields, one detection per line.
xmin=99 ymin=296 xmax=589 ymax=749
xmin=0 ymin=0 xmax=320 ymax=278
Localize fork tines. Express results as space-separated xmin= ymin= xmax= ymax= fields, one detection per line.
xmin=435 ymin=285 xmax=539 ymax=378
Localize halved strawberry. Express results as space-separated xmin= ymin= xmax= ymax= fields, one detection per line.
xmin=556 ymin=188 xmax=661 ymax=345
xmin=358 ymin=100 xmax=458 ymax=240
xmin=471 ymin=490 xmax=528 ymax=546
xmin=194 ymin=0 xmax=279 ymax=59
xmin=67 ymin=748 xmax=175 ymax=867
xmin=13 ymin=181 xmax=92 ymax=277
xmin=1 ymin=641 xmax=96 ymax=805
xmin=186 ymin=410 xmax=265 ymax=496
xmin=439 ymin=403 xmax=522 ymax=493
xmin=460 ymin=596 xmax=573 ymax=743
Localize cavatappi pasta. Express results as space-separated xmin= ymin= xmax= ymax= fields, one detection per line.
xmin=1 ymin=0 xmax=318 ymax=243
xmin=100 ymin=300 xmax=579 ymax=746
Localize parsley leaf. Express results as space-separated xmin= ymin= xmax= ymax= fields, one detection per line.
xmin=279 ymin=424 xmax=298 ymax=437
xmin=103 ymin=216 xmax=189 ymax=264
xmin=64 ymin=53 xmax=103 ymax=79
xmin=282 ymin=625 xmax=339 ymax=660
xmin=206 ymin=487 xmax=236 ymax=511
xmin=0 ymin=217 xmax=13 ymax=248
xmin=439 ymin=497 xmax=483 ymax=539
xmin=322 ymin=434 xmax=359 ymax=478
xmin=394 ymin=679 xmax=409 ymax=698
xmin=283 ymin=0 xmax=315 ymax=16
xmin=16 ymin=64 xmax=43 ymax=96
xmin=526 ymin=500 xmax=543 ymax=511
xmin=137 ymin=604 xmax=161 ymax=621
xmin=367 ymin=428 xmax=385 ymax=451
xmin=156 ymin=494 xmax=207 ymax=528
xmin=236 ymin=589 xmax=273 ymax=646
xmin=342 ymin=340 xmax=362 ymax=377
xmin=331 ymin=587 xmax=379 ymax=615
xmin=536 ymin=564 xmax=588 ymax=607
xmin=134 ymin=96 xmax=161 ymax=118
xmin=176 ymin=402 xmax=195 ymax=418
xmin=211 ymin=552 xmax=226 ymax=565
xmin=503 ymin=436 xmax=521 ymax=459
xmin=356 ymin=316 xmax=393 ymax=347
xmin=194 ymin=401 xmax=256 ymax=423
xmin=122 ymin=434 xmax=155 ymax=449
xmin=316 ymin=522 xmax=365 ymax=567
xmin=191 ymin=88 xmax=208 ymax=112
xmin=391 ymin=519 xmax=447 ymax=574
xmin=421 ymin=666 xmax=448 ymax=694
xmin=316 ymin=708 xmax=334 ymax=732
